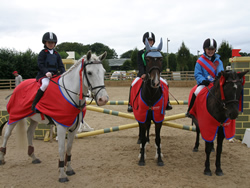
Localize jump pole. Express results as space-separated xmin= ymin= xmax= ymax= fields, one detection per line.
xmin=75 ymin=122 xmax=139 ymax=138
xmin=86 ymin=105 xmax=187 ymax=122
xmin=162 ymin=121 xmax=196 ymax=132
xmin=86 ymin=100 xmax=188 ymax=105
xmin=76 ymin=120 xmax=195 ymax=138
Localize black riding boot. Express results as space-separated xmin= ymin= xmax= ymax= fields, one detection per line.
xmin=186 ymin=93 xmax=196 ymax=116
xmin=166 ymin=98 xmax=172 ymax=110
xmin=127 ymin=86 xmax=133 ymax=112
xmin=31 ymin=89 xmax=44 ymax=111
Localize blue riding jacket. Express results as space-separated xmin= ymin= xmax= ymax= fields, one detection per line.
xmin=194 ymin=53 xmax=224 ymax=85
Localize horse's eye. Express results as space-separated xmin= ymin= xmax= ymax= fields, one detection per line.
xmin=87 ymin=71 xmax=92 ymax=76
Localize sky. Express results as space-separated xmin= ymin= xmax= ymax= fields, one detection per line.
xmin=1 ymin=0 xmax=250 ymax=58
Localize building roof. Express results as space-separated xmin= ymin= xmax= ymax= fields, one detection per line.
xmin=107 ymin=58 xmax=129 ymax=67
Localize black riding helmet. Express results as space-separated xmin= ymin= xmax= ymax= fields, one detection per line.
xmin=203 ymin=38 xmax=217 ymax=51
xmin=142 ymin=32 xmax=155 ymax=44
xmin=42 ymin=32 xmax=57 ymax=44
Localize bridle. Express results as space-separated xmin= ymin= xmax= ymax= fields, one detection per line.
xmin=51 ymin=58 xmax=106 ymax=109
xmin=82 ymin=59 xmax=106 ymax=104
xmin=206 ymin=76 xmax=244 ymax=110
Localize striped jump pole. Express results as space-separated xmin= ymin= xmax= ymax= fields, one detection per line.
xmin=76 ymin=117 xmax=194 ymax=138
xmin=162 ymin=121 xmax=196 ymax=132
xmin=76 ymin=122 xmax=139 ymax=138
xmin=86 ymin=105 xmax=187 ymax=122
xmin=86 ymin=100 xmax=188 ymax=105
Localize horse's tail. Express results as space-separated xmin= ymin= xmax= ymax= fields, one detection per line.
xmin=15 ymin=119 xmax=28 ymax=150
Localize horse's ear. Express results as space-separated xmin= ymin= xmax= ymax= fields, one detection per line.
xmin=157 ymin=38 xmax=163 ymax=51
xmin=237 ymin=70 xmax=249 ymax=79
xmin=145 ymin=38 xmax=151 ymax=52
xmin=87 ymin=50 xmax=92 ymax=61
xmin=99 ymin=51 xmax=107 ymax=61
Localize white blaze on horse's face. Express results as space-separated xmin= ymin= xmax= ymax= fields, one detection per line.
xmin=84 ymin=51 xmax=109 ymax=106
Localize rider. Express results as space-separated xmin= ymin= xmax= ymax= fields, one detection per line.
xmin=187 ymin=38 xmax=224 ymax=114
xmin=31 ymin=32 xmax=66 ymax=111
xmin=127 ymin=32 xmax=172 ymax=112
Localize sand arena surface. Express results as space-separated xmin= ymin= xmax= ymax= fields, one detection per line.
xmin=0 ymin=87 xmax=250 ymax=188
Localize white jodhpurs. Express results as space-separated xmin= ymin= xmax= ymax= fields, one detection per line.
xmin=40 ymin=77 xmax=50 ymax=92
xmin=194 ymin=85 xmax=205 ymax=96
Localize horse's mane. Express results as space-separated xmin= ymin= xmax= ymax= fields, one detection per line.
xmin=61 ymin=53 xmax=99 ymax=77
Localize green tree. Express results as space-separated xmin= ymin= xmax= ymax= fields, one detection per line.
xmin=130 ymin=48 xmax=138 ymax=70
xmin=90 ymin=42 xmax=117 ymax=59
xmin=217 ymin=41 xmax=232 ymax=68
xmin=176 ymin=42 xmax=192 ymax=71
xmin=102 ymin=59 xmax=111 ymax=72
xmin=121 ymin=60 xmax=132 ymax=70
xmin=120 ymin=50 xmax=133 ymax=58
xmin=168 ymin=53 xmax=177 ymax=71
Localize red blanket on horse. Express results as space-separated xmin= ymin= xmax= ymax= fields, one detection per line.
xmin=7 ymin=77 xmax=86 ymax=127
xmin=189 ymin=84 xmax=235 ymax=142
xmin=130 ymin=78 xmax=168 ymax=123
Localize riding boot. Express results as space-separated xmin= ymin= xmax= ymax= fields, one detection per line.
xmin=127 ymin=86 xmax=133 ymax=112
xmin=31 ymin=89 xmax=44 ymax=111
xmin=166 ymin=97 xmax=172 ymax=110
xmin=187 ymin=93 xmax=196 ymax=116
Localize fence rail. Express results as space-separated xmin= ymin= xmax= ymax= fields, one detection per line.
xmin=0 ymin=71 xmax=195 ymax=89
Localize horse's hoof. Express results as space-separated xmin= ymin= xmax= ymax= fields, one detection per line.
xmin=215 ymin=170 xmax=224 ymax=176
xmin=0 ymin=160 xmax=5 ymax=165
xmin=32 ymin=159 xmax=41 ymax=164
xmin=204 ymin=170 xmax=212 ymax=176
xmin=157 ymin=161 xmax=164 ymax=166
xmin=193 ymin=148 xmax=198 ymax=152
xmin=59 ymin=177 xmax=69 ymax=183
xmin=138 ymin=161 xmax=145 ymax=166
xmin=66 ymin=170 xmax=76 ymax=176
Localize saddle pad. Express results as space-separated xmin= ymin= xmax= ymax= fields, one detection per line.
xmin=130 ymin=78 xmax=168 ymax=123
xmin=7 ymin=77 xmax=86 ymax=127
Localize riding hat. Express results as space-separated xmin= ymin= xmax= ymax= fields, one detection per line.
xmin=143 ymin=32 xmax=155 ymax=44
xmin=42 ymin=32 xmax=57 ymax=44
xmin=203 ymin=38 xmax=217 ymax=51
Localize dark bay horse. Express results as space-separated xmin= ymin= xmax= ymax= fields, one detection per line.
xmin=188 ymin=70 xmax=248 ymax=176
xmin=130 ymin=38 xmax=169 ymax=166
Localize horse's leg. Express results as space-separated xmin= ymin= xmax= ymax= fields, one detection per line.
xmin=204 ymin=141 xmax=213 ymax=176
xmin=138 ymin=123 xmax=147 ymax=166
xmin=27 ymin=119 xmax=41 ymax=164
xmin=155 ymin=122 xmax=164 ymax=166
xmin=137 ymin=125 xmax=141 ymax=144
xmin=215 ymin=126 xmax=225 ymax=176
xmin=57 ymin=125 xmax=69 ymax=183
xmin=146 ymin=123 xmax=151 ymax=143
xmin=65 ymin=128 xmax=78 ymax=176
xmin=192 ymin=119 xmax=200 ymax=152
xmin=0 ymin=122 xmax=17 ymax=165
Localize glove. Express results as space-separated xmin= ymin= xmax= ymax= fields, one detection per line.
xmin=46 ymin=72 xmax=52 ymax=78
xmin=201 ymin=80 xmax=210 ymax=86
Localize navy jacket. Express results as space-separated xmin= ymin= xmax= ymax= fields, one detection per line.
xmin=36 ymin=49 xmax=65 ymax=80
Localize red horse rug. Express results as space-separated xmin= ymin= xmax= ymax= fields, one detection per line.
xmin=7 ymin=77 xmax=86 ymax=127
xmin=130 ymin=78 xmax=169 ymax=123
xmin=188 ymin=85 xmax=235 ymax=142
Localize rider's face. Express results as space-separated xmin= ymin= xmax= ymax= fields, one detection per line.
xmin=45 ymin=41 xmax=56 ymax=50
xmin=148 ymin=39 xmax=154 ymax=47
xmin=205 ymin=48 xmax=216 ymax=57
